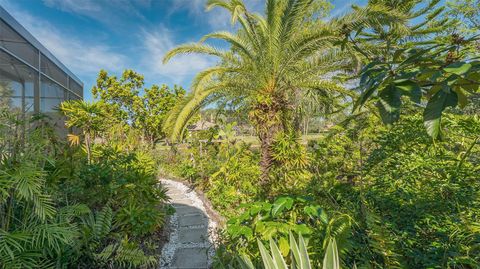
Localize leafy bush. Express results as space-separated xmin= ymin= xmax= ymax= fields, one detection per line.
xmin=359 ymin=115 xmax=480 ymax=268
xmin=73 ymin=207 xmax=157 ymax=268
xmin=270 ymin=131 xmax=312 ymax=196
xmin=206 ymin=143 xmax=260 ymax=218
xmin=0 ymin=110 xmax=165 ymax=268
xmin=307 ymin=114 xmax=480 ymax=268
xmin=57 ymin=144 xmax=169 ymax=238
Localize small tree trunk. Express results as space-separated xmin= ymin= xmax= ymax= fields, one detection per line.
xmin=85 ymin=132 xmax=92 ymax=164
xmin=149 ymin=135 xmax=156 ymax=149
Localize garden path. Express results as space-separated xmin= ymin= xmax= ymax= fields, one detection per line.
xmin=159 ymin=179 xmax=217 ymax=269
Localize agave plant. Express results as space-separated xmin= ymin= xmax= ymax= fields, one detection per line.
xmin=235 ymin=233 xmax=340 ymax=269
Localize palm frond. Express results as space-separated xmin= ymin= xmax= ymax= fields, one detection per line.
xmin=162 ymin=43 xmax=226 ymax=64
xmin=164 ymin=86 xmax=218 ymax=142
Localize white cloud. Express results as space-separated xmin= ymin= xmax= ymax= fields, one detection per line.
xmin=43 ymin=0 xmax=102 ymax=13
xmin=141 ymin=28 xmax=216 ymax=85
xmin=42 ymin=0 xmax=151 ymax=26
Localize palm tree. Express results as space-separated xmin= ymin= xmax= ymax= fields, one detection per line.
xmin=163 ymin=0 xmax=351 ymax=186
xmin=59 ymin=100 xmax=105 ymax=163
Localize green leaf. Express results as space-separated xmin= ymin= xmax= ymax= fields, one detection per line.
xmin=290 ymin=232 xmax=302 ymax=268
xmin=354 ymin=71 xmax=387 ymax=111
xmin=443 ymin=62 xmax=472 ymax=75
xmin=270 ymin=238 xmax=288 ymax=269
xmin=258 ymin=239 xmax=275 ymax=269
xmin=394 ymin=80 xmax=421 ymax=104
xmin=453 ymin=87 xmax=469 ymax=108
xmin=272 ymin=197 xmax=294 ymax=217
xmin=289 ymin=232 xmax=312 ymax=269
xmin=237 ymin=254 xmax=255 ymax=269
xmin=292 ymin=224 xmax=312 ymax=235
xmin=323 ymin=238 xmax=340 ymax=269
xmin=303 ymin=205 xmax=325 ymax=219
xmin=423 ymin=86 xmax=458 ymax=138
xmin=298 ymin=234 xmax=312 ymax=269
xmin=377 ymin=86 xmax=402 ymax=124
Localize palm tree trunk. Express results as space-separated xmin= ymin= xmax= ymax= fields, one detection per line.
xmin=257 ymin=122 xmax=282 ymax=188
xmin=252 ymin=96 xmax=285 ymax=190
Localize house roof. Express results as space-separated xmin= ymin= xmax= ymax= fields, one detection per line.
xmin=188 ymin=120 xmax=216 ymax=131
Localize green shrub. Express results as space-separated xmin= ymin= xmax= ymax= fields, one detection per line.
xmin=0 ymin=110 xmax=164 ymax=268
xmin=206 ymin=143 xmax=260 ymax=218
xmin=57 ymin=144 xmax=169 ymax=238
xmin=270 ymin=131 xmax=312 ymax=196
xmin=307 ymin=114 xmax=480 ymax=268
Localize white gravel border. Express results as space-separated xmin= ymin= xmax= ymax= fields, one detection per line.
xmin=159 ymin=179 xmax=218 ymax=268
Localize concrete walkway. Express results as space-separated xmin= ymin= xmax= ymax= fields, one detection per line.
xmin=159 ymin=179 xmax=217 ymax=269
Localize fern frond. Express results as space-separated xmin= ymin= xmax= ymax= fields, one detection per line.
xmin=95 ymin=239 xmax=157 ymax=268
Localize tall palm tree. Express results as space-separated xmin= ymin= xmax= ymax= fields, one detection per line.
xmin=163 ymin=0 xmax=351 ymax=185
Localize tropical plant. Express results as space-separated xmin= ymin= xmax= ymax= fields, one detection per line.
xmin=0 ymin=111 xmax=78 ymax=268
xmin=334 ymin=0 xmax=480 ymax=139
xmin=74 ymin=207 xmax=157 ymax=268
xmin=217 ymin=195 xmax=352 ymax=266
xmin=228 ymin=233 xmax=340 ymax=269
xmin=59 ymin=100 xmax=106 ymax=163
xmin=0 ymin=107 xmax=168 ymax=268
xmin=206 ymin=142 xmax=260 ymax=217
xmin=353 ymin=40 xmax=480 ymax=139
xmin=305 ymin=113 xmax=480 ymax=268
xmin=163 ymin=0 xmax=352 ymax=186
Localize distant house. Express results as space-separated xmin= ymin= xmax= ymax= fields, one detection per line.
xmin=187 ymin=120 xmax=216 ymax=132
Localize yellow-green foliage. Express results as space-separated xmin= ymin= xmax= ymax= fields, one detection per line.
xmin=206 ymin=143 xmax=260 ymax=218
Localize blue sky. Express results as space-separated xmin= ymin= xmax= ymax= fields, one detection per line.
xmin=0 ymin=0 xmax=362 ymax=100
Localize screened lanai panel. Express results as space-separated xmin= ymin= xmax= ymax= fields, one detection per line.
xmin=68 ymin=79 xmax=82 ymax=98
xmin=0 ymin=49 xmax=36 ymax=113
xmin=41 ymin=53 xmax=68 ymax=88
xmin=40 ymin=75 xmax=65 ymax=112
xmin=0 ymin=19 xmax=38 ymax=67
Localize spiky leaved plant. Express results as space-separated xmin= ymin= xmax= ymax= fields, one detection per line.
xmin=235 ymin=233 xmax=340 ymax=269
